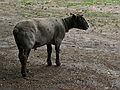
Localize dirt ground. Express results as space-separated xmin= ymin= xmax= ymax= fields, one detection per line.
xmin=0 ymin=0 xmax=120 ymax=90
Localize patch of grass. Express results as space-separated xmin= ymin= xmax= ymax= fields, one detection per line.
xmin=66 ymin=2 xmax=81 ymax=7
xmin=19 ymin=0 xmax=120 ymax=8
xmin=20 ymin=0 xmax=35 ymax=6
xmin=82 ymin=0 xmax=120 ymax=5
xmin=20 ymin=0 xmax=120 ymax=7
xmin=66 ymin=0 xmax=120 ymax=7
xmin=85 ymin=11 xmax=114 ymax=17
xmin=19 ymin=0 xmax=120 ymax=18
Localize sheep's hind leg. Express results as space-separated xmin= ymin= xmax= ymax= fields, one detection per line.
xmin=18 ymin=48 xmax=31 ymax=77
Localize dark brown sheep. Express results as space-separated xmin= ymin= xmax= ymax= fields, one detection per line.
xmin=13 ymin=14 xmax=89 ymax=77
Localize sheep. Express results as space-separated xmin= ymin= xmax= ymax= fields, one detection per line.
xmin=13 ymin=14 xmax=89 ymax=77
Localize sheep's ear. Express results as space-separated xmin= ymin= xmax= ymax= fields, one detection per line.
xmin=70 ymin=13 xmax=76 ymax=19
xmin=72 ymin=14 xmax=76 ymax=19
xmin=70 ymin=13 xmax=73 ymax=15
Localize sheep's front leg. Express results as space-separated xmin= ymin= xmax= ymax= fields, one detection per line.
xmin=47 ymin=44 xmax=52 ymax=66
xmin=55 ymin=43 xmax=61 ymax=66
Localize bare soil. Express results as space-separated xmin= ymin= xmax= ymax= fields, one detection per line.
xmin=0 ymin=0 xmax=120 ymax=90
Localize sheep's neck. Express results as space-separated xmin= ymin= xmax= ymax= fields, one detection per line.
xmin=62 ymin=17 xmax=73 ymax=32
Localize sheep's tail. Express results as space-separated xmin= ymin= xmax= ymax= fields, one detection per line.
xmin=13 ymin=27 xmax=35 ymax=50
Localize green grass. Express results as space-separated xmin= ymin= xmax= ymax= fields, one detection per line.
xmin=19 ymin=0 xmax=120 ymax=18
xmin=20 ymin=0 xmax=35 ymax=5
xmin=66 ymin=0 xmax=120 ymax=7
xmin=20 ymin=0 xmax=120 ymax=6
xmin=81 ymin=0 xmax=120 ymax=5
xmin=85 ymin=11 xmax=114 ymax=17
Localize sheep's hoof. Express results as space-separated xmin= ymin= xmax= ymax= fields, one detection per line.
xmin=26 ymin=69 xmax=29 ymax=73
xmin=47 ymin=63 xmax=52 ymax=66
xmin=22 ymin=73 xmax=27 ymax=77
xmin=21 ymin=69 xmax=29 ymax=77
xmin=56 ymin=62 xmax=61 ymax=66
xmin=47 ymin=60 xmax=52 ymax=66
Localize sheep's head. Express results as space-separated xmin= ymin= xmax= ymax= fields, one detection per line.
xmin=72 ymin=14 xmax=89 ymax=30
